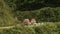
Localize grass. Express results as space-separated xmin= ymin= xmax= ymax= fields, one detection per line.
xmin=0 ymin=22 xmax=59 ymax=34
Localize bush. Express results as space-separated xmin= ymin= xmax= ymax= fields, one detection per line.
xmin=14 ymin=7 xmax=60 ymax=22
xmin=0 ymin=0 xmax=16 ymax=27
xmin=37 ymin=7 xmax=60 ymax=22
xmin=0 ymin=22 xmax=59 ymax=34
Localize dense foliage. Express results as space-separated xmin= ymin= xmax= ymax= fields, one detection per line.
xmin=0 ymin=0 xmax=60 ymax=34
xmin=0 ymin=0 xmax=16 ymax=27
xmin=0 ymin=22 xmax=60 ymax=34
xmin=3 ymin=0 xmax=60 ymax=22
xmin=13 ymin=7 xmax=60 ymax=22
xmin=5 ymin=0 xmax=60 ymax=11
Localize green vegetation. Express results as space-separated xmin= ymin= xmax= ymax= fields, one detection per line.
xmin=0 ymin=0 xmax=60 ymax=34
xmin=0 ymin=0 xmax=16 ymax=27
xmin=0 ymin=22 xmax=59 ymax=34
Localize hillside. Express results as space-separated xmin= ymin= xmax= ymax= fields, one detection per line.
xmin=0 ymin=0 xmax=60 ymax=34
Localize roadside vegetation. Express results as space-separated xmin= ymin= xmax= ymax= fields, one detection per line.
xmin=0 ymin=0 xmax=60 ymax=34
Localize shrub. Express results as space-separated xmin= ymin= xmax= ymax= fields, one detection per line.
xmin=37 ymin=7 xmax=60 ymax=22
xmin=0 ymin=0 xmax=16 ymax=27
